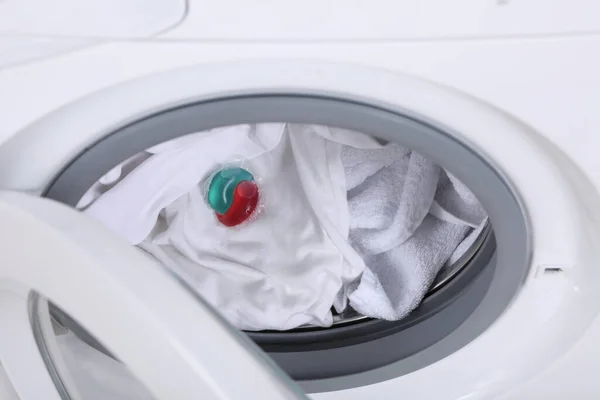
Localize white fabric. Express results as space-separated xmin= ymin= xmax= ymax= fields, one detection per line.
xmin=341 ymin=144 xmax=487 ymax=321
xmin=431 ymin=170 xmax=488 ymax=229
xmin=84 ymin=124 xmax=367 ymax=331
xmin=82 ymin=124 xmax=488 ymax=329
xmin=285 ymin=125 xmax=373 ymax=312
xmin=438 ymin=169 xmax=489 ymax=265
xmin=447 ymin=217 xmax=488 ymax=266
xmin=342 ymin=144 xmax=440 ymax=255
xmin=349 ymin=215 xmax=470 ymax=320
xmin=76 ymin=152 xmax=152 ymax=210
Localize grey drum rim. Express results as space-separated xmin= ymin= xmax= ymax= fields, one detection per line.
xmin=42 ymin=94 xmax=531 ymax=392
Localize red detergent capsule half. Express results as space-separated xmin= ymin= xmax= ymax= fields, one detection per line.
xmin=216 ymin=180 xmax=260 ymax=227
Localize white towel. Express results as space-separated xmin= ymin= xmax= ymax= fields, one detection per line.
xmin=342 ymin=144 xmax=440 ymax=255
xmin=350 ymin=215 xmax=470 ymax=319
xmin=430 ymin=170 xmax=488 ymax=229
xmin=435 ymin=169 xmax=489 ymax=266
xmin=84 ymin=124 xmax=366 ymax=331
xmin=342 ymin=144 xmax=487 ymax=321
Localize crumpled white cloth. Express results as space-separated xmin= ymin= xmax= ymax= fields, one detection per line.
xmin=83 ymin=124 xmax=367 ymax=331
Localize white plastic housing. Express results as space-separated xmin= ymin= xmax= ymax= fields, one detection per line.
xmin=163 ymin=0 xmax=600 ymax=40
xmin=0 ymin=0 xmax=186 ymax=38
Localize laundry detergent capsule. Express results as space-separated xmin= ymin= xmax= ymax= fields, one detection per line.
xmin=207 ymin=167 xmax=259 ymax=227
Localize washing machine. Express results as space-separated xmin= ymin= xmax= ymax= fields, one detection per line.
xmin=1 ymin=0 xmax=600 ymax=399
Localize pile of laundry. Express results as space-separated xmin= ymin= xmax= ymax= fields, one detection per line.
xmin=79 ymin=124 xmax=487 ymax=331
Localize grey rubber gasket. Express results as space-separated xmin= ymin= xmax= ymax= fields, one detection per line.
xmin=42 ymin=94 xmax=530 ymax=392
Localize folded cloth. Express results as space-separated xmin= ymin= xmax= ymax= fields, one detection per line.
xmin=342 ymin=144 xmax=440 ymax=255
xmin=434 ymin=169 xmax=489 ymax=266
xmin=446 ymin=217 xmax=489 ymax=266
xmin=350 ymin=215 xmax=470 ymax=319
xmin=84 ymin=124 xmax=366 ymax=331
xmin=430 ymin=170 xmax=488 ymax=228
xmin=342 ymin=144 xmax=487 ymax=321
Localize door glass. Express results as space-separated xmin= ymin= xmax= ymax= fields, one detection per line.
xmin=0 ymin=191 xmax=307 ymax=400
xmin=0 ymin=364 xmax=20 ymax=400
xmin=31 ymin=294 xmax=157 ymax=400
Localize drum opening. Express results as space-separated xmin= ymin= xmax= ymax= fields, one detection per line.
xmin=41 ymin=95 xmax=527 ymax=387
xmin=49 ymin=122 xmax=492 ymax=336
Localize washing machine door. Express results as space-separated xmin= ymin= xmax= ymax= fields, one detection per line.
xmin=0 ymin=191 xmax=307 ymax=400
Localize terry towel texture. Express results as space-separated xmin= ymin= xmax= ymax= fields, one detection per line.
xmin=341 ymin=143 xmax=487 ymax=320
xmin=82 ymin=124 xmax=487 ymax=330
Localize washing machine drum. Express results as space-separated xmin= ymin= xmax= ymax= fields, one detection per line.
xmin=33 ymin=94 xmax=528 ymax=389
